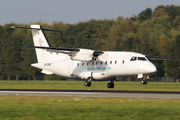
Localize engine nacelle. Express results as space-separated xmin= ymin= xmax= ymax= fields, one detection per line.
xmin=71 ymin=49 xmax=94 ymax=61
xmin=70 ymin=49 xmax=104 ymax=61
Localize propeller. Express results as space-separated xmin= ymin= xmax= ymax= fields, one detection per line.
xmin=92 ymin=51 xmax=104 ymax=60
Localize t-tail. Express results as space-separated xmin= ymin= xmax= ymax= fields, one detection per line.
xmin=11 ymin=25 xmax=60 ymax=63
xmin=30 ymin=25 xmax=52 ymax=63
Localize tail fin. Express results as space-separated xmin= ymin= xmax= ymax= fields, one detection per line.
xmin=30 ymin=25 xmax=52 ymax=63
xmin=11 ymin=25 xmax=61 ymax=63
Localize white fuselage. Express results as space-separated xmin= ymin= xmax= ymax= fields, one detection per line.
xmin=12 ymin=25 xmax=160 ymax=88
xmin=32 ymin=51 xmax=156 ymax=81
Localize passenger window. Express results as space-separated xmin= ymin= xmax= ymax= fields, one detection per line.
xmin=130 ymin=57 xmax=137 ymax=61
xmin=92 ymin=62 xmax=94 ymax=65
xmin=115 ymin=61 xmax=117 ymax=64
xmin=105 ymin=61 xmax=107 ymax=65
xmin=110 ymin=61 xmax=112 ymax=64
xmin=77 ymin=63 xmax=79 ymax=66
xmin=87 ymin=62 xmax=89 ymax=66
xmin=122 ymin=60 xmax=124 ymax=64
xmin=96 ymin=62 xmax=98 ymax=65
xmin=100 ymin=62 xmax=103 ymax=65
xmin=82 ymin=63 xmax=84 ymax=66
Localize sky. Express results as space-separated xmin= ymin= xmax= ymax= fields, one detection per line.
xmin=0 ymin=0 xmax=180 ymax=25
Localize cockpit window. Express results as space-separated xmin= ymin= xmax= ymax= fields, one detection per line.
xmin=130 ymin=56 xmax=147 ymax=61
xmin=138 ymin=57 xmax=147 ymax=61
xmin=130 ymin=57 xmax=137 ymax=61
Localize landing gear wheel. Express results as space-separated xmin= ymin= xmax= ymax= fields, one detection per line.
xmin=110 ymin=83 xmax=114 ymax=88
xmin=144 ymin=80 xmax=147 ymax=85
xmin=141 ymin=80 xmax=144 ymax=84
xmin=107 ymin=83 xmax=111 ymax=88
xmin=141 ymin=80 xmax=147 ymax=85
xmin=88 ymin=81 xmax=91 ymax=87
xmin=84 ymin=81 xmax=88 ymax=86
xmin=107 ymin=82 xmax=114 ymax=88
xmin=84 ymin=81 xmax=91 ymax=87
xmin=141 ymin=75 xmax=149 ymax=85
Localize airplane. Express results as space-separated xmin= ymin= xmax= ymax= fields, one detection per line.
xmin=11 ymin=25 xmax=169 ymax=88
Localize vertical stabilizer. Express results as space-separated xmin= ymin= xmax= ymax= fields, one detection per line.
xmin=31 ymin=25 xmax=51 ymax=63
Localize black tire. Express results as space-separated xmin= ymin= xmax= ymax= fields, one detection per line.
xmin=107 ymin=83 xmax=111 ymax=88
xmin=110 ymin=83 xmax=114 ymax=88
xmin=141 ymin=80 xmax=148 ymax=85
xmin=144 ymin=80 xmax=147 ymax=85
xmin=84 ymin=81 xmax=88 ymax=86
xmin=88 ymin=81 xmax=91 ymax=87
xmin=141 ymin=80 xmax=144 ymax=84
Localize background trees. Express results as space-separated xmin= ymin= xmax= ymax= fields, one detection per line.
xmin=0 ymin=5 xmax=180 ymax=80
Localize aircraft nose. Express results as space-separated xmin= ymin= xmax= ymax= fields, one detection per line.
xmin=148 ymin=63 xmax=157 ymax=73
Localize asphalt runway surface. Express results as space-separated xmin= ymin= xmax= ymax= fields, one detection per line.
xmin=0 ymin=89 xmax=180 ymax=99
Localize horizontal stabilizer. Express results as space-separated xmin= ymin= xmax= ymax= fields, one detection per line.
xmin=24 ymin=46 xmax=80 ymax=52
xmin=11 ymin=26 xmax=60 ymax=32
xmin=146 ymin=55 xmax=169 ymax=60
xmin=11 ymin=25 xmax=63 ymax=62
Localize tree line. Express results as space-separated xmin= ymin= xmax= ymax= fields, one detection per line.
xmin=0 ymin=5 xmax=180 ymax=80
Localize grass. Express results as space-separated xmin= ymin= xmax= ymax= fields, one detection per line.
xmin=0 ymin=81 xmax=180 ymax=91
xmin=0 ymin=81 xmax=179 ymax=119
xmin=0 ymin=96 xmax=179 ymax=120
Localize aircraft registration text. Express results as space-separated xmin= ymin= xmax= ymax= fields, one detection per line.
xmin=44 ymin=63 xmax=52 ymax=66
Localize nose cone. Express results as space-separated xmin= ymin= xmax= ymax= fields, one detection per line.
xmin=148 ymin=63 xmax=157 ymax=73
xmin=138 ymin=62 xmax=157 ymax=73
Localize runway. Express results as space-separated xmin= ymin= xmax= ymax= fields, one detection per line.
xmin=0 ymin=89 xmax=180 ymax=99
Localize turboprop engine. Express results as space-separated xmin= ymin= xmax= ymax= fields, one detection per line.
xmin=70 ymin=49 xmax=104 ymax=61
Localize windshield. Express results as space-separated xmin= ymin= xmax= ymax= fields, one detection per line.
xmin=130 ymin=56 xmax=147 ymax=61
xmin=130 ymin=56 xmax=137 ymax=61
xmin=138 ymin=57 xmax=147 ymax=61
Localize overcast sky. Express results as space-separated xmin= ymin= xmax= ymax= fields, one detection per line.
xmin=0 ymin=0 xmax=179 ymax=25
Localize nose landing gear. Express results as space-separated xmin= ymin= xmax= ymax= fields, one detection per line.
xmin=141 ymin=75 xmax=149 ymax=85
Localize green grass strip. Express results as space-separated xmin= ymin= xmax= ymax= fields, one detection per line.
xmin=0 ymin=96 xmax=179 ymax=120
xmin=0 ymin=81 xmax=180 ymax=91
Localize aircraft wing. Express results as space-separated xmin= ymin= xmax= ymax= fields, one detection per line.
xmin=25 ymin=46 xmax=103 ymax=61
xmin=146 ymin=55 xmax=169 ymax=60
xmin=25 ymin=46 xmax=80 ymax=54
xmin=25 ymin=46 xmax=80 ymax=51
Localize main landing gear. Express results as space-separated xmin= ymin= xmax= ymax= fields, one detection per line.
xmin=141 ymin=80 xmax=147 ymax=85
xmin=107 ymin=81 xmax=114 ymax=88
xmin=84 ymin=80 xmax=115 ymax=88
xmin=84 ymin=79 xmax=92 ymax=87
xmin=141 ymin=75 xmax=148 ymax=85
